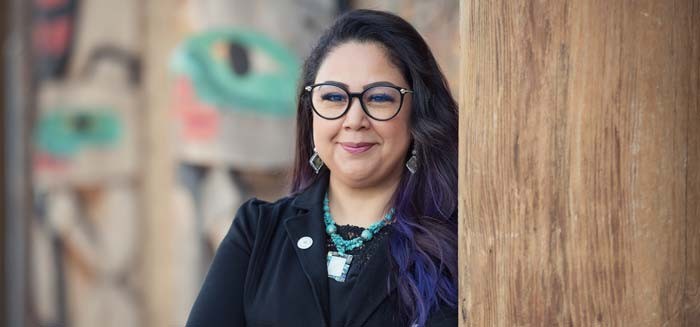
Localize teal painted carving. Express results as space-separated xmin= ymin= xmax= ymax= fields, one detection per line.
xmin=35 ymin=108 xmax=123 ymax=157
xmin=170 ymin=29 xmax=299 ymax=117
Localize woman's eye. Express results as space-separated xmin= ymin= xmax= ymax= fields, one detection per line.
xmin=321 ymin=93 xmax=347 ymax=102
xmin=368 ymin=94 xmax=395 ymax=103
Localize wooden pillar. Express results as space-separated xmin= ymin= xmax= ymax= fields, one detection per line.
xmin=0 ymin=0 xmax=8 ymax=321
xmin=4 ymin=0 xmax=33 ymax=326
xmin=142 ymin=1 xmax=178 ymax=326
xmin=458 ymin=0 xmax=699 ymax=325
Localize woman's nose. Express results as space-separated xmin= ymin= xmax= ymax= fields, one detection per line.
xmin=342 ymin=96 xmax=370 ymax=129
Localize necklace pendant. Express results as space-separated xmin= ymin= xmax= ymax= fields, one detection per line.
xmin=327 ymin=251 xmax=353 ymax=282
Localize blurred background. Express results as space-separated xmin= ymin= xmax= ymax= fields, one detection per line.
xmin=1 ymin=0 xmax=458 ymax=326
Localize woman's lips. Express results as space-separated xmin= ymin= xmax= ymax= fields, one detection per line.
xmin=339 ymin=142 xmax=375 ymax=154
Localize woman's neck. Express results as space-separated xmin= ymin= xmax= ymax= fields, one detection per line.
xmin=326 ymin=173 xmax=401 ymax=228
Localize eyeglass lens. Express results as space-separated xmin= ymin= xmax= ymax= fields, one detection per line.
xmin=310 ymin=84 xmax=403 ymax=120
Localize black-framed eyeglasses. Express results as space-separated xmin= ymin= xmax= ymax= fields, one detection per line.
xmin=304 ymin=82 xmax=413 ymax=121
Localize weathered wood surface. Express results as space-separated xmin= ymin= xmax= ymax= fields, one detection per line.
xmin=458 ymin=0 xmax=699 ymax=325
xmin=142 ymin=1 xmax=178 ymax=326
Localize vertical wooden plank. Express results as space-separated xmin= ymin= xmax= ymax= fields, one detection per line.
xmin=0 ymin=0 xmax=7 ymax=321
xmin=685 ymin=2 xmax=700 ymax=323
xmin=4 ymin=0 xmax=33 ymax=326
xmin=142 ymin=1 xmax=178 ymax=326
xmin=459 ymin=0 xmax=699 ymax=325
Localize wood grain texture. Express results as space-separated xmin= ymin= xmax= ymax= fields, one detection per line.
xmin=142 ymin=1 xmax=178 ymax=326
xmin=458 ymin=0 xmax=699 ymax=325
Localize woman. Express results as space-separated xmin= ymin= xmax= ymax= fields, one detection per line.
xmin=187 ymin=9 xmax=458 ymax=327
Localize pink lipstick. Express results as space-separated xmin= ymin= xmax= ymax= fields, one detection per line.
xmin=340 ymin=142 xmax=375 ymax=154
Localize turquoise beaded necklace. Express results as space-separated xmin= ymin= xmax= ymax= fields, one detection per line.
xmin=323 ymin=192 xmax=395 ymax=255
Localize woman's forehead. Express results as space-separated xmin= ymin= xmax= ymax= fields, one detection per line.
xmin=314 ymin=41 xmax=407 ymax=89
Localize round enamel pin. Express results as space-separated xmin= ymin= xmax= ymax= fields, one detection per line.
xmin=297 ymin=236 xmax=313 ymax=249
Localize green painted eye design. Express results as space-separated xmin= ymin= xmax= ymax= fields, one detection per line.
xmin=35 ymin=108 xmax=122 ymax=156
xmin=170 ymin=29 xmax=300 ymax=117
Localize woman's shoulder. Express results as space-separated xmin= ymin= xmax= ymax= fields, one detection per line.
xmin=235 ymin=193 xmax=297 ymax=221
xmin=226 ymin=194 xmax=298 ymax=242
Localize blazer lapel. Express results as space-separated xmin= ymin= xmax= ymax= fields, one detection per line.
xmin=284 ymin=174 xmax=331 ymax=325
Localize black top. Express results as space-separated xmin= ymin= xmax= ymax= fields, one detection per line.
xmin=186 ymin=173 xmax=457 ymax=326
xmin=327 ymin=224 xmax=393 ymax=326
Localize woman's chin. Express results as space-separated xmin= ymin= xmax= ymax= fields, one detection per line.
xmin=332 ymin=167 xmax=379 ymax=185
xmin=331 ymin=164 xmax=402 ymax=189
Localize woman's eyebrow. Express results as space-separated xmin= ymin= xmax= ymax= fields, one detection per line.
xmin=362 ymin=81 xmax=399 ymax=89
xmin=319 ymin=80 xmax=400 ymax=90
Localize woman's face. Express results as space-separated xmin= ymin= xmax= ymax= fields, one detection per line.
xmin=312 ymin=41 xmax=412 ymax=189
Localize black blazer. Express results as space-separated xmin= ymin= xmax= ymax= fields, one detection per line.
xmin=186 ymin=174 xmax=458 ymax=326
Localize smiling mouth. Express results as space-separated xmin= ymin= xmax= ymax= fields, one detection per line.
xmin=339 ymin=142 xmax=375 ymax=154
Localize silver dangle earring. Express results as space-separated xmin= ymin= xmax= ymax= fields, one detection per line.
xmin=406 ymin=149 xmax=418 ymax=174
xmin=309 ymin=147 xmax=324 ymax=174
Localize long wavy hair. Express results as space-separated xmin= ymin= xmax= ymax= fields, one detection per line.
xmin=290 ymin=9 xmax=458 ymax=326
